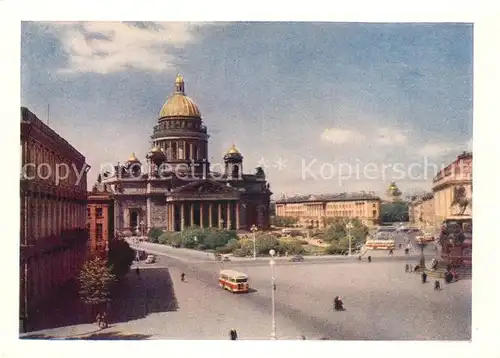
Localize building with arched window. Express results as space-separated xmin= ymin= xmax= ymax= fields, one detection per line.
xmin=102 ymin=75 xmax=272 ymax=235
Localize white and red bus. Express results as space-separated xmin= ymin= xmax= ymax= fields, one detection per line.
xmin=365 ymin=239 xmax=396 ymax=250
xmin=218 ymin=270 xmax=249 ymax=293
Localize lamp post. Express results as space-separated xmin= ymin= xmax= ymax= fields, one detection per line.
xmin=346 ymin=221 xmax=354 ymax=256
xmin=251 ymin=225 xmax=258 ymax=260
xmin=139 ymin=220 xmax=145 ymax=238
xmin=269 ymin=249 xmax=277 ymax=340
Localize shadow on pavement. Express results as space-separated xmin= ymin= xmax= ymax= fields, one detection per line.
xmin=25 ymin=267 xmax=178 ymax=333
xmin=21 ymin=331 xmax=152 ymax=340
xmin=109 ymin=267 xmax=179 ymax=324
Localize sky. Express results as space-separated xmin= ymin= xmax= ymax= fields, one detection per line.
xmin=21 ymin=22 xmax=473 ymax=199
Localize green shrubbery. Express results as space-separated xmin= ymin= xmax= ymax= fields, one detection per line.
xmin=270 ymin=216 xmax=299 ymax=227
xmin=156 ymin=227 xmax=238 ymax=251
xmin=148 ymin=227 xmax=164 ymax=243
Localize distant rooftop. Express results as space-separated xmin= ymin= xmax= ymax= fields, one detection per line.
xmin=276 ymin=192 xmax=380 ymax=204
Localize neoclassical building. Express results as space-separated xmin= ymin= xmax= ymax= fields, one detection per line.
xmin=275 ymin=192 xmax=381 ymax=228
xmin=432 ymin=151 xmax=472 ymax=227
xmin=20 ymin=107 xmax=89 ymax=331
xmin=102 ymin=75 xmax=272 ymax=234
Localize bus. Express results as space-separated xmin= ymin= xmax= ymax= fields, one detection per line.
xmin=218 ymin=270 xmax=249 ymax=293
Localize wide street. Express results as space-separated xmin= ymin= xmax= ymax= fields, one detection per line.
xmin=23 ymin=232 xmax=471 ymax=340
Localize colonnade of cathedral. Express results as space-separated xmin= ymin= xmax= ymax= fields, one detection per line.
xmin=166 ymin=201 xmax=240 ymax=231
xmin=151 ymin=140 xmax=207 ymax=161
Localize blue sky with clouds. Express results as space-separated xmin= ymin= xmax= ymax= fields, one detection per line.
xmin=21 ymin=22 xmax=472 ymax=197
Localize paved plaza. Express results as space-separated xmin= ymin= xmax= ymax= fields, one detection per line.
xmin=22 ymin=239 xmax=471 ymax=340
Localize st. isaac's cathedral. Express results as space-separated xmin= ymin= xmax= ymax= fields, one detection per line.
xmin=102 ymin=75 xmax=272 ymax=234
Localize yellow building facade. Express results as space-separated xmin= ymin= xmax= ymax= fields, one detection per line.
xmin=432 ymin=152 xmax=472 ymax=228
xmin=275 ymin=193 xmax=381 ymax=228
xmin=408 ymin=192 xmax=435 ymax=229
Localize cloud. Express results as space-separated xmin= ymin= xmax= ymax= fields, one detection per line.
xmin=466 ymin=137 xmax=472 ymax=151
xmin=43 ymin=22 xmax=213 ymax=74
xmin=320 ymin=128 xmax=365 ymax=145
xmin=375 ymin=127 xmax=408 ymax=146
xmin=417 ymin=138 xmax=471 ymax=158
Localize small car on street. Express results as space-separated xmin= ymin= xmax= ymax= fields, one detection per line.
xmin=145 ymin=254 xmax=156 ymax=264
xmin=289 ymin=255 xmax=305 ymax=262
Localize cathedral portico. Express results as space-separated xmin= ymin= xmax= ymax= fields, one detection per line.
xmin=102 ymin=75 xmax=271 ymax=234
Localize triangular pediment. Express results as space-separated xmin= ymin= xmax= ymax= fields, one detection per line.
xmin=173 ymin=179 xmax=238 ymax=194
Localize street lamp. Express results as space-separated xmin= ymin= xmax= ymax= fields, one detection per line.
xmin=346 ymin=221 xmax=354 ymax=256
xmin=139 ymin=220 xmax=145 ymax=238
xmin=269 ymin=249 xmax=277 ymax=340
xmin=251 ymin=225 xmax=258 ymax=260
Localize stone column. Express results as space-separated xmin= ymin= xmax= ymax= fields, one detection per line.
xmin=218 ymin=203 xmax=222 ymax=229
xmin=190 ymin=203 xmax=195 ymax=227
xmin=190 ymin=143 xmax=194 ymax=161
xmin=227 ymin=202 xmax=231 ymax=230
xmin=209 ymin=203 xmax=213 ymax=228
xmin=200 ymin=202 xmax=204 ymax=228
xmin=236 ymin=202 xmax=240 ymax=230
xmin=180 ymin=203 xmax=185 ymax=231
xmin=166 ymin=203 xmax=171 ymax=231
xmin=146 ymin=197 xmax=151 ymax=231
xmin=172 ymin=203 xmax=177 ymax=231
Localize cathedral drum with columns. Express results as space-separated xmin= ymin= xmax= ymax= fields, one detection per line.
xmin=102 ymin=75 xmax=272 ymax=235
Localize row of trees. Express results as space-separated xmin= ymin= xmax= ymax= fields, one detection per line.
xmin=270 ymin=216 xmax=300 ymax=227
xmin=318 ymin=218 xmax=369 ymax=255
xmin=149 ymin=226 xmax=238 ymax=251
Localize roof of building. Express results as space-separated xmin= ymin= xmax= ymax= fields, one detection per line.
xmin=21 ymin=107 xmax=86 ymax=163
xmin=159 ymin=75 xmax=201 ymax=118
xmin=276 ymin=192 xmax=380 ymax=204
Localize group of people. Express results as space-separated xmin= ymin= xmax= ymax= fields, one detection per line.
xmin=95 ymin=312 xmax=108 ymax=329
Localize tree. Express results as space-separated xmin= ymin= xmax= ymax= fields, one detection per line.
xmin=147 ymin=227 xmax=164 ymax=243
xmin=270 ymin=216 xmax=299 ymax=227
xmin=381 ymin=202 xmax=409 ymax=223
xmin=107 ymin=239 xmax=135 ymax=278
xmin=78 ymin=257 xmax=116 ymax=316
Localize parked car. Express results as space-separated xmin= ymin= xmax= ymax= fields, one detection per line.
xmin=289 ymin=255 xmax=304 ymax=262
xmin=222 ymin=255 xmax=231 ymax=262
xmin=145 ymin=255 xmax=156 ymax=264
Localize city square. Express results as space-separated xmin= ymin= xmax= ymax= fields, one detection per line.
xmin=16 ymin=21 xmax=478 ymax=344
xmin=22 ymin=231 xmax=471 ymax=340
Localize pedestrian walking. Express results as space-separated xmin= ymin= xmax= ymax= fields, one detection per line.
xmin=368 ymin=256 xmax=372 ymax=263
xmin=421 ymin=271 xmax=427 ymax=284
xmin=405 ymin=264 xmax=409 ymax=273
xmin=434 ymin=280 xmax=441 ymax=291
xmin=181 ymin=272 xmax=186 ymax=282
xmin=230 ymin=329 xmax=238 ymax=340
xmin=136 ymin=266 xmax=140 ymax=276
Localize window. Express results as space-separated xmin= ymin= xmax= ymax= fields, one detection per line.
xmin=96 ymin=223 xmax=103 ymax=240
xmin=87 ymin=208 xmax=91 ymax=217
xmin=96 ymin=207 xmax=103 ymax=218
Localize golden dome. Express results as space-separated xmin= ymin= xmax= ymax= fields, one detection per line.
xmin=159 ymin=74 xmax=201 ymax=118
xmin=226 ymin=143 xmax=241 ymax=155
xmin=128 ymin=152 xmax=140 ymax=162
